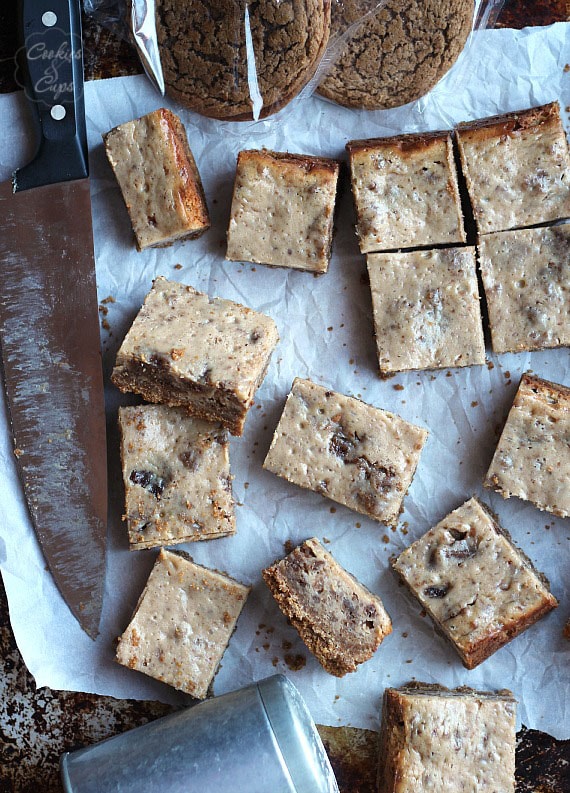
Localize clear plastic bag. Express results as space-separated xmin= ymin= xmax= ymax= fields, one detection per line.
xmin=314 ymin=0 xmax=507 ymax=111
xmin=84 ymin=0 xmax=337 ymax=121
xmin=83 ymin=0 xmax=505 ymax=120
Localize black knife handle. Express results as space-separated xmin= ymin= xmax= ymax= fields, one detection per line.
xmin=15 ymin=0 xmax=88 ymax=192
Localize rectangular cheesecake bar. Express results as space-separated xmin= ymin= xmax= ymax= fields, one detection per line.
xmin=263 ymin=378 xmax=428 ymax=525
xmin=262 ymin=537 xmax=392 ymax=676
xmin=484 ymin=373 xmax=570 ymax=517
xmin=119 ymin=404 xmax=235 ymax=549
xmin=346 ymin=131 xmax=465 ymax=253
xmin=367 ymin=247 xmax=485 ymax=374
xmin=392 ymin=497 xmax=557 ymax=668
xmin=103 ymin=108 xmax=210 ymax=250
xmin=456 ymin=102 xmax=570 ymax=234
xmin=478 ymin=224 xmax=570 ymax=354
xmin=116 ymin=549 xmax=250 ymax=698
xmin=111 ymin=277 xmax=279 ymax=435
xmin=226 ymin=149 xmax=339 ymax=273
xmin=378 ymin=683 xmax=517 ymax=793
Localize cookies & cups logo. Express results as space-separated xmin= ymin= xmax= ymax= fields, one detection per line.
xmin=14 ymin=29 xmax=83 ymax=103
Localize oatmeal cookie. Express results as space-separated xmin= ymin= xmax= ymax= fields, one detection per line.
xmin=156 ymin=0 xmax=331 ymax=120
xmin=318 ymin=0 xmax=473 ymax=110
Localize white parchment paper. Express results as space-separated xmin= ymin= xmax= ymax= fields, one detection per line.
xmin=0 ymin=23 xmax=569 ymax=737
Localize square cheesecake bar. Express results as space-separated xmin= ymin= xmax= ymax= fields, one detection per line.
xmin=116 ymin=549 xmax=250 ymax=698
xmin=103 ymin=108 xmax=210 ymax=250
xmin=378 ymin=683 xmax=517 ymax=793
xmin=456 ymin=102 xmax=570 ymax=234
xmin=367 ymin=247 xmax=485 ymax=374
xmin=262 ymin=537 xmax=392 ymax=676
xmin=392 ymin=497 xmax=557 ymax=668
xmin=112 ymin=277 xmax=279 ymax=435
xmin=226 ymin=149 xmax=339 ymax=273
xmin=263 ymin=378 xmax=428 ymax=525
xmin=118 ymin=405 xmax=235 ymax=549
xmin=346 ymin=131 xmax=465 ymax=253
xmin=479 ymin=224 xmax=570 ymax=354
xmin=484 ymin=373 xmax=570 ymax=517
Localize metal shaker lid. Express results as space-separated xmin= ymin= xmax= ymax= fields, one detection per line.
xmin=257 ymin=675 xmax=339 ymax=793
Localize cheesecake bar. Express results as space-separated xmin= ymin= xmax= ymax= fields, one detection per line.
xmin=118 ymin=404 xmax=235 ymax=549
xmin=378 ymin=683 xmax=517 ymax=793
xmin=262 ymin=537 xmax=392 ymax=676
xmin=226 ymin=149 xmax=339 ymax=273
xmin=103 ymin=108 xmax=210 ymax=250
xmin=479 ymin=225 xmax=570 ymax=354
xmin=392 ymin=497 xmax=557 ymax=668
xmin=346 ymin=131 xmax=465 ymax=253
xmin=456 ymin=102 xmax=570 ymax=234
xmin=116 ymin=549 xmax=250 ymax=698
xmin=263 ymin=378 xmax=428 ymax=525
xmin=367 ymin=247 xmax=485 ymax=374
xmin=111 ymin=277 xmax=279 ymax=435
xmin=484 ymin=373 xmax=570 ymax=517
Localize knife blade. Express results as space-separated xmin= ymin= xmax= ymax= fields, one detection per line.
xmin=0 ymin=0 xmax=107 ymax=639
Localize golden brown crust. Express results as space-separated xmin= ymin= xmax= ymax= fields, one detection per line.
xmin=460 ymin=596 xmax=558 ymax=668
xmin=516 ymin=372 xmax=570 ymax=406
xmin=162 ymin=109 xmax=211 ymax=233
xmin=237 ymin=148 xmax=340 ymax=176
xmin=346 ymin=130 xmax=452 ymax=157
xmin=456 ymin=101 xmax=563 ymax=143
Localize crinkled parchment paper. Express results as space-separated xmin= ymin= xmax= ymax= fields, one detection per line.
xmin=0 ymin=22 xmax=568 ymax=736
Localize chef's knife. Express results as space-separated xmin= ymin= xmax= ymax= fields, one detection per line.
xmin=0 ymin=0 xmax=107 ymax=639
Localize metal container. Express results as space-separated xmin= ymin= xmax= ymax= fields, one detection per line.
xmin=60 ymin=675 xmax=339 ymax=793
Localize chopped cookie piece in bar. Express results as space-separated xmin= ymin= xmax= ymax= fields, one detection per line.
xmin=392 ymin=497 xmax=558 ymax=668
xmin=103 ymin=108 xmax=210 ymax=250
xmin=456 ymin=102 xmax=570 ymax=234
xmin=111 ymin=277 xmax=279 ymax=435
xmin=116 ymin=549 xmax=250 ymax=698
xmin=226 ymin=149 xmax=339 ymax=273
xmin=479 ymin=225 xmax=570 ymax=354
xmin=346 ymin=131 xmax=465 ymax=253
xmin=263 ymin=378 xmax=427 ymax=525
xmin=378 ymin=683 xmax=517 ymax=793
xmin=118 ymin=405 xmax=235 ymax=549
xmin=263 ymin=537 xmax=391 ymax=676
xmin=484 ymin=373 xmax=570 ymax=517
xmin=367 ymin=247 xmax=485 ymax=374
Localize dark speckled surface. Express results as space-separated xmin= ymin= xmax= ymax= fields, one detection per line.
xmin=1 ymin=2 xmax=569 ymax=790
